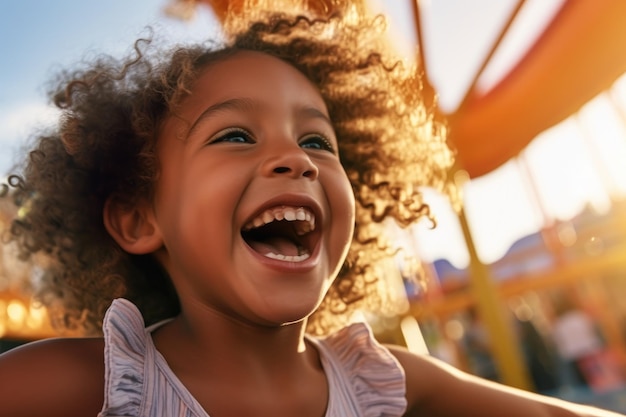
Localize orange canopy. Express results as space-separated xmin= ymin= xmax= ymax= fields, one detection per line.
xmin=445 ymin=0 xmax=626 ymax=177
xmin=198 ymin=0 xmax=626 ymax=178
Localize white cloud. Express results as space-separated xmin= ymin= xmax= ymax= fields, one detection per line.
xmin=0 ymin=102 xmax=60 ymax=146
xmin=0 ymin=102 xmax=60 ymax=174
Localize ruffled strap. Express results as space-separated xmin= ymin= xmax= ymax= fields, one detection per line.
xmin=99 ymin=298 xmax=148 ymax=417
xmin=316 ymin=322 xmax=407 ymax=417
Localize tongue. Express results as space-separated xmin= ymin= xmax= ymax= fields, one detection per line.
xmin=248 ymin=236 xmax=300 ymax=256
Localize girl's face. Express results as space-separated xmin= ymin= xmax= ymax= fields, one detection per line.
xmin=151 ymin=51 xmax=355 ymax=327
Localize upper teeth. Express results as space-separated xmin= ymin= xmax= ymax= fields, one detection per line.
xmin=242 ymin=206 xmax=315 ymax=235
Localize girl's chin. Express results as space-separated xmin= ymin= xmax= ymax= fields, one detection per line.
xmin=252 ymin=303 xmax=321 ymax=328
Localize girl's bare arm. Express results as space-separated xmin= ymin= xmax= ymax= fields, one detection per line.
xmin=389 ymin=345 xmax=625 ymax=417
xmin=0 ymin=338 xmax=104 ymax=417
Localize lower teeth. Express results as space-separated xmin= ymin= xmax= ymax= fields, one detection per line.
xmin=264 ymin=252 xmax=310 ymax=262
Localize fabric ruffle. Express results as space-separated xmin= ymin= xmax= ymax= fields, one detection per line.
xmin=99 ymin=298 xmax=148 ymax=417
xmin=98 ymin=299 xmax=407 ymax=417
xmin=317 ymin=322 xmax=408 ymax=417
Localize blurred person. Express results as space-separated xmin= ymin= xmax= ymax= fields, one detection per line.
xmin=462 ymin=306 xmax=500 ymax=382
xmin=514 ymin=303 xmax=560 ymax=394
xmin=552 ymin=296 xmax=606 ymax=389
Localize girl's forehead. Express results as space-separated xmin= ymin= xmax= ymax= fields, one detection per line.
xmin=196 ymin=51 xmax=320 ymax=94
xmin=159 ymin=49 xmax=333 ymax=141
xmin=185 ymin=50 xmax=329 ymax=114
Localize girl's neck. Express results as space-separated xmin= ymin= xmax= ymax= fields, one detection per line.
xmin=151 ymin=307 xmax=329 ymax=416
xmin=151 ymin=304 xmax=318 ymax=381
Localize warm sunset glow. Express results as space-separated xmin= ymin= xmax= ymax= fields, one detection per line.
xmin=376 ymin=0 xmax=626 ymax=266
xmin=0 ymin=293 xmax=56 ymax=339
xmin=412 ymin=83 xmax=626 ymax=266
xmin=6 ymin=300 xmax=27 ymax=325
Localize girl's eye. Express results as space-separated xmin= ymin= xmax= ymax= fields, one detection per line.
xmin=210 ymin=128 xmax=254 ymax=144
xmin=300 ymin=134 xmax=336 ymax=154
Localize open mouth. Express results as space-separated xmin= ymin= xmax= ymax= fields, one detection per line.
xmin=241 ymin=206 xmax=316 ymax=262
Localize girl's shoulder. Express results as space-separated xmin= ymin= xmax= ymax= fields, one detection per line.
xmin=0 ymin=336 xmax=105 ymax=417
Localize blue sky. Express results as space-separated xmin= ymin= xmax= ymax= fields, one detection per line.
xmin=0 ymin=0 xmax=219 ymax=174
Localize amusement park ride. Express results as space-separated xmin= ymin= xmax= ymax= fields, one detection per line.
xmin=2 ymin=0 xmax=626 ymax=393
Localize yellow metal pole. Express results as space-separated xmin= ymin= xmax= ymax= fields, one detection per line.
xmin=454 ymin=171 xmax=533 ymax=391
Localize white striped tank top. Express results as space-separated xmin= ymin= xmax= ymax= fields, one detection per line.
xmin=98 ymin=298 xmax=407 ymax=416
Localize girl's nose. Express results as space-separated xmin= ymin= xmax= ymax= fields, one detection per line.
xmin=260 ymin=145 xmax=319 ymax=180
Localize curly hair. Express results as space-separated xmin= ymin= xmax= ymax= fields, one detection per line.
xmin=1 ymin=4 xmax=453 ymax=336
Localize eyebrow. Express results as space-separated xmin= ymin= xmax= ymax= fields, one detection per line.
xmin=186 ymin=98 xmax=258 ymax=139
xmin=186 ymin=97 xmax=333 ymax=139
xmin=299 ymin=106 xmax=333 ymax=127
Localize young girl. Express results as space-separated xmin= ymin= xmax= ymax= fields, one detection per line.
xmin=0 ymin=3 xmax=623 ymax=417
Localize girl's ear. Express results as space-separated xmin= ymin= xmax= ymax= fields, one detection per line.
xmin=103 ymin=197 xmax=163 ymax=254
